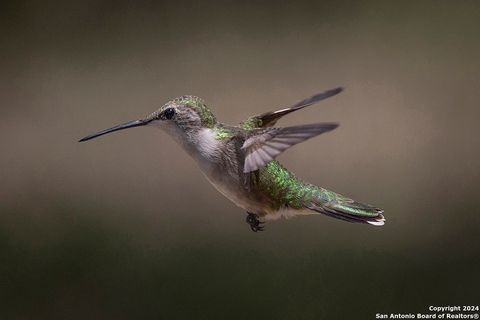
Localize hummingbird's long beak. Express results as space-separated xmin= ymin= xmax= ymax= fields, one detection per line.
xmin=78 ymin=119 xmax=151 ymax=142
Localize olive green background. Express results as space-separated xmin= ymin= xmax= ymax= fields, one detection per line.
xmin=1 ymin=1 xmax=479 ymax=319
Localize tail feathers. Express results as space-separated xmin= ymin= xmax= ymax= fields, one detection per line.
xmin=306 ymin=199 xmax=385 ymax=226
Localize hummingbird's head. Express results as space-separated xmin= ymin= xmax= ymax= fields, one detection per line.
xmin=147 ymin=95 xmax=217 ymax=130
xmin=79 ymin=95 xmax=217 ymax=142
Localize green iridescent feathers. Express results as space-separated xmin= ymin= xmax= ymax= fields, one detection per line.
xmin=256 ymin=161 xmax=385 ymax=225
xmin=160 ymin=95 xmax=217 ymax=128
xmin=255 ymin=161 xmax=319 ymax=209
xmin=213 ymin=126 xmax=237 ymax=140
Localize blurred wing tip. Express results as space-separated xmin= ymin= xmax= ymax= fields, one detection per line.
xmin=320 ymin=86 xmax=343 ymax=98
xmin=331 ymin=86 xmax=344 ymax=94
xmin=305 ymin=122 xmax=340 ymax=132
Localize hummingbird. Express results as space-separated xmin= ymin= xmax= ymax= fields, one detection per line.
xmin=79 ymin=87 xmax=385 ymax=232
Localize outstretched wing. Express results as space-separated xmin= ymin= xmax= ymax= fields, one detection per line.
xmin=242 ymin=123 xmax=338 ymax=173
xmin=240 ymin=87 xmax=343 ymax=130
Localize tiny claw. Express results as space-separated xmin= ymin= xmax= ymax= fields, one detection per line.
xmin=246 ymin=212 xmax=265 ymax=232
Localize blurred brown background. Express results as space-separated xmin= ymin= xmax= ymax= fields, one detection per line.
xmin=1 ymin=1 xmax=479 ymax=319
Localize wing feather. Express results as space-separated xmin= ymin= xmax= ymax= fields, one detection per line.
xmin=241 ymin=87 xmax=343 ymax=129
xmin=242 ymin=123 xmax=338 ymax=172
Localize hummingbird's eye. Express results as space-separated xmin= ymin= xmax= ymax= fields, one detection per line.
xmin=163 ymin=108 xmax=175 ymax=120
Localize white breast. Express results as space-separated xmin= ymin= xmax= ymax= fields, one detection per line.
xmin=196 ymin=128 xmax=222 ymax=162
xmin=159 ymin=126 xmax=273 ymax=215
xmin=192 ymin=129 xmax=261 ymax=212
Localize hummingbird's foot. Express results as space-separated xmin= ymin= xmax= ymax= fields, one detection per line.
xmin=246 ymin=212 xmax=264 ymax=232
